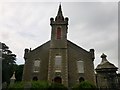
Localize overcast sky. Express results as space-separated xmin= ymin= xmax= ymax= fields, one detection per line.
xmin=0 ymin=1 xmax=119 ymax=72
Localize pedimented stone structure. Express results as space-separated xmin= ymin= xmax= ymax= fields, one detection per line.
xmin=95 ymin=53 xmax=119 ymax=89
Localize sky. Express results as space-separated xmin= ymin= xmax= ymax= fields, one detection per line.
xmin=0 ymin=1 xmax=119 ymax=72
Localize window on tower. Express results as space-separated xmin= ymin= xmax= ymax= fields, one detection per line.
xmin=55 ymin=55 xmax=62 ymax=72
xmin=56 ymin=27 xmax=61 ymax=39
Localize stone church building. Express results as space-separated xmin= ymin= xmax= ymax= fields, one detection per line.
xmin=22 ymin=4 xmax=96 ymax=87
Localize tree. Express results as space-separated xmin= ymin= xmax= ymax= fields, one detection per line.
xmin=15 ymin=64 xmax=24 ymax=82
xmin=2 ymin=43 xmax=17 ymax=84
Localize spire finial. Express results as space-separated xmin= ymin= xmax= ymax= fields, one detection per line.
xmin=58 ymin=3 xmax=62 ymax=15
xmin=55 ymin=3 xmax=64 ymax=21
xmin=59 ymin=2 xmax=61 ymax=6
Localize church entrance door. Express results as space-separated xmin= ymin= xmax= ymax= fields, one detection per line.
xmin=54 ymin=77 xmax=62 ymax=83
xmin=32 ymin=76 xmax=38 ymax=81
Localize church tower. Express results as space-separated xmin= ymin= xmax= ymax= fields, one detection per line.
xmin=48 ymin=4 xmax=69 ymax=86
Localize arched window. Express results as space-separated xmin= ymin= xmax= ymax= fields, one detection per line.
xmin=55 ymin=55 xmax=62 ymax=72
xmin=77 ymin=60 xmax=84 ymax=73
xmin=56 ymin=27 xmax=61 ymax=39
xmin=33 ymin=60 xmax=40 ymax=73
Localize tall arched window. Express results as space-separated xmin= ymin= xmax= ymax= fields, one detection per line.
xmin=33 ymin=60 xmax=40 ymax=73
xmin=77 ymin=60 xmax=84 ymax=73
xmin=56 ymin=27 xmax=61 ymax=39
xmin=55 ymin=55 xmax=62 ymax=72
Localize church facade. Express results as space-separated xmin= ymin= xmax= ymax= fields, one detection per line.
xmin=22 ymin=4 xmax=96 ymax=87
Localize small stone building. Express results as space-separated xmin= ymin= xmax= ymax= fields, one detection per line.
xmin=117 ymin=73 xmax=120 ymax=89
xmin=22 ymin=4 xmax=95 ymax=87
xmin=95 ymin=53 xmax=119 ymax=89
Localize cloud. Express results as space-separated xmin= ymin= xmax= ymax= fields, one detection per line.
xmin=65 ymin=2 xmax=118 ymax=69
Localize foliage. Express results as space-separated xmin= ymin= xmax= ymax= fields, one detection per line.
xmin=15 ymin=64 xmax=24 ymax=82
xmin=49 ymin=82 xmax=68 ymax=90
xmin=7 ymin=80 xmax=97 ymax=90
xmin=73 ymin=81 xmax=96 ymax=89
xmin=8 ymin=81 xmax=68 ymax=89
xmin=8 ymin=81 xmax=50 ymax=89
xmin=31 ymin=81 xmax=49 ymax=89
xmin=2 ymin=43 xmax=17 ymax=84
xmin=8 ymin=82 xmax=24 ymax=90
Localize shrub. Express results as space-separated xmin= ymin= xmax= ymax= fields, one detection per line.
xmin=8 ymin=81 xmax=69 ymax=89
xmin=8 ymin=81 xmax=24 ymax=90
xmin=73 ymin=81 xmax=96 ymax=90
xmin=31 ymin=81 xmax=49 ymax=89
xmin=49 ymin=83 xmax=68 ymax=90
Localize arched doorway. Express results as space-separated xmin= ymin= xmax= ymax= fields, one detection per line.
xmin=54 ymin=77 xmax=62 ymax=83
xmin=33 ymin=76 xmax=38 ymax=81
xmin=79 ymin=77 xmax=85 ymax=83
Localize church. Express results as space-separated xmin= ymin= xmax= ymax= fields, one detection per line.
xmin=22 ymin=4 xmax=96 ymax=87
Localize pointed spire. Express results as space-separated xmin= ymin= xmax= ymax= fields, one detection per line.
xmin=57 ymin=3 xmax=63 ymax=16
xmin=55 ymin=3 xmax=64 ymax=21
